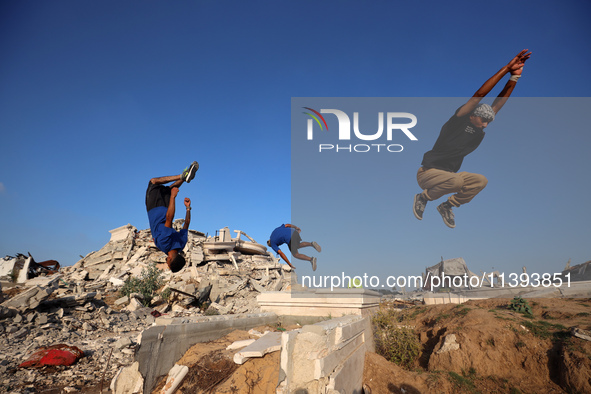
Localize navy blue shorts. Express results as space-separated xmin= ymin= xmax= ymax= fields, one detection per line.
xmin=288 ymin=231 xmax=302 ymax=253
xmin=145 ymin=181 xmax=171 ymax=211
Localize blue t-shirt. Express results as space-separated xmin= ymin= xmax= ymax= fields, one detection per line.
xmin=269 ymin=224 xmax=294 ymax=253
xmin=147 ymin=206 xmax=188 ymax=253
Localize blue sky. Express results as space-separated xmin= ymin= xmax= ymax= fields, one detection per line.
xmin=1 ymin=1 xmax=589 ymax=286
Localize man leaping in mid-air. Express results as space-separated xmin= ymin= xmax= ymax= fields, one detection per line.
xmin=268 ymin=224 xmax=321 ymax=271
xmin=413 ymin=49 xmax=532 ymax=228
xmin=145 ymin=161 xmax=199 ymax=272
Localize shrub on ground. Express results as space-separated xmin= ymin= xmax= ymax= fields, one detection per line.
xmin=120 ymin=263 xmax=163 ymax=306
xmin=372 ymin=307 xmax=420 ymax=369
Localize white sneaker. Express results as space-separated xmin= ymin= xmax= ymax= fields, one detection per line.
xmin=311 ymin=242 xmax=322 ymax=252
xmin=310 ymin=257 xmax=317 ymax=271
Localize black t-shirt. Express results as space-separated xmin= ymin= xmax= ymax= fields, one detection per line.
xmin=421 ymin=107 xmax=485 ymax=173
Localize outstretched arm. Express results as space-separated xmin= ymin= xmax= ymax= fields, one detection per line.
xmin=165 ymin=187 xmax=179 ymax=228
xmin=278 ymin=250 xmax=295 ymax=269
xmin=492 ymin=50 xmax=531 ymax=113
xmin=183 ymin=198 xmax=191 ymax=230
xmin=285 ymin=223 xmax=301 ymax=232
xmin=457 ymin=49 xmax=531 ymax=117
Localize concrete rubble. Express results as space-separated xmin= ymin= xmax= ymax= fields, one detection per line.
xmin=0 ymin=222 xmax=296 ymax=393
xmin=233 ymin=331 xmax=282 ymax=364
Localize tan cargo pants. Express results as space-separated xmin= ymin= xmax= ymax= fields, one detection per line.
xmin=416 ymin=167 xmax=488 ymax=207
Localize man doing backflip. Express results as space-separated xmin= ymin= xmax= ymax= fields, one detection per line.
xmin=145 ymin=161 xmax=199 ymax=272
xmin=413 ymin=49 xmax=531 ymax=228
xmin=268 ymin=224 xmax=321 ymax=271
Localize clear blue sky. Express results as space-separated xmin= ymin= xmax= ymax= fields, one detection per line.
xmin=1 ymin=1 xmax=589 ymax=286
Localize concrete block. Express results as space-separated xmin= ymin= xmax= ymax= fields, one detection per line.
xmin=110 ymin=361 xmax=143 ymax=394
xmin=109 ymin=224 xmax=136 ymax=243
xmin=97 ymin=264 xmax=115 ymax=280
xmin=23 ymin=275 xmax=61 ymax=288
xmin=233 ymin=331 xmax=282 ymax=364
xmin=334 ymin=316 xmax=367 ymax=346
xmin=70 ymin=270 xmax=89 ymax=282
xmin=278 ymin=316 xmax=371 ymax=394
xmin=326 ymin=341 xmax=366 ymax=393
xmin=314 ymin=331 xmax=364 ymax=379
xmin=110 ymin=277 xmax=125 ymax=287
xmin=125 ymin=298 xmax=144 ymax=311
xmin=114 ymin=296 xmax=129 ymax=306
xmin=1 ymin=285 xmax=54 ymax=311
xmin=0 ymin=257 xmax=16 ymax=278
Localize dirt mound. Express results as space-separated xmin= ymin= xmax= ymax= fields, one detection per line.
xmin=364 ymin=297 xmax=591 ymax=393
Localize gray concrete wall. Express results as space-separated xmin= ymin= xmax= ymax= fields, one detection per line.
xmin=136 ymin=312 xmax=278 ymax=393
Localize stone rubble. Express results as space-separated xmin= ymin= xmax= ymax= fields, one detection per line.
xmin=0 ymin=222 xmax=295 ymax=393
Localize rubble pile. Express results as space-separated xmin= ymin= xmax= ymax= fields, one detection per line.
xmin=0 ymin=222 xmax=294 ymax=393
xmin=68 ymin=222 xmax=294 ymax=315
xmin=0 ymin=276 xmax=146 ymax=393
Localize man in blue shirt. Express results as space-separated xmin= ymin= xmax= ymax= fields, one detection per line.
xmin=268 ymin=224 xmax=321 ymax=271
xmin=145 ymin=161 xmax=198 ymax=272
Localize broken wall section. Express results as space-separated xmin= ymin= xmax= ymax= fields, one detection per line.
xmin=277 ymin=314 xmax=374 ymax=394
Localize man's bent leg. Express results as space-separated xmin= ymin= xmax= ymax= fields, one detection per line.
xmin=417 ymin=167 xmax=464 ymax=201
xmin=150 ymin=175 xmax=183 ymax=186
xmin=448 ymin=172 xmax=488 ymax=206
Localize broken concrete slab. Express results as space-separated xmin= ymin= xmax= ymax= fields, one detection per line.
xmin=233 ymin=331 xmax=282 ymax=364
xmin=572 ymin=327 xmax=591 ymax=341
xmin=22 ymin=275 xmax=61 ymax=288
xmin=226 ymin=339 xmax=256 ymax=350
xmin=1 ymin=285 xmax=56 ymax=311
xmin=110 ymin=361 xmax=143 ymax=394
xmin=277 ymin=314 xmax=373 ymax=394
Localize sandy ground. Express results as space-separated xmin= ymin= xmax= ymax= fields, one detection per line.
xmin=363 ymin=297 xmax=591 ymax=394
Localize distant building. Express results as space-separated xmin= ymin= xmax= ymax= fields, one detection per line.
xmin=561 ymin=260 xmax=591 ymax=282
xmin=423 ymin=257 xmax=479 ymax=292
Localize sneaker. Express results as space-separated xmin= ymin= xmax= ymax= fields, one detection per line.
xmin=311 ymin=241 xmax=322 ymax=252
xmin=181 ymin=161 xmax=199 ymax=183
xmin=437 ymin=201 xmax=456 ymax=228
xmin=310 ymin=257 xmax=317 ymax=271
xmin=413 ymin=193 xmax=427 ymax=220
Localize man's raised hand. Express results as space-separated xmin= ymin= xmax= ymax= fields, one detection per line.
xmin=507 ymin=49 xmax=532 ymax=75
xmin=184 ymin=197 xmax=191 ymax=208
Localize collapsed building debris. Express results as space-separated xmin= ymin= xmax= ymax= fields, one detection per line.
xmin=0 ymin=253 xmax=60 ymax=285
xmin=0 ymin=222 xmax=296 ymax=393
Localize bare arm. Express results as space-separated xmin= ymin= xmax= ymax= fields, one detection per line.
xmin=457 ymin=49 xmax=531 ymax=117
xmin=285 ymin=223 xmax=301 ymax=232
xmin=183 ymin=198 xmax=191 ymax=230
xmin=165 ymin=187 xmax=179 ymax=228
xmin=491 ymin=50 xmax=530 ymax=113
xmin=278 ymin=250 xmax=295 ymax=269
